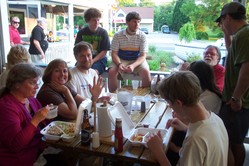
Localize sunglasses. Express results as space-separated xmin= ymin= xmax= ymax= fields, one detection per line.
xmin=12 ymin=21 xmax=20 ymax=24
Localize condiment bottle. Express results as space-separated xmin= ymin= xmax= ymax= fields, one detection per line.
xmin=81 ymin=109 xmax=91 ymax=145
xmin=114 ymin=118 xmax=123 ymax=153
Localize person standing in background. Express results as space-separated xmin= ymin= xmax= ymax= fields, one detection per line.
xmin=9 ymin=16 xmax=29 ymax=46
xmin=75 ymin=8 xmax=110 ymax=75
xmin=29 ymin=17 xmax=48 ymax=64
xmin=215 ymin=2 xmax=249 ymax=165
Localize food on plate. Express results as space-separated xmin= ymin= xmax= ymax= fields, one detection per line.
xmin=56 ymin=122 xmax=75 ymax=135
xmin=131 ymin=133 xmax=144 ymax=142
xmin=47 ymin=126 xmax=63 ymax=136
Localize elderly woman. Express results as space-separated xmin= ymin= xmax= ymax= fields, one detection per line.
xmin=36 ymin=59 xmax=103 ymax=121
xmin=0 ymin=44 xmax=31 ymax=89
xmin=0 ymin=63 xmax=48 ymax=166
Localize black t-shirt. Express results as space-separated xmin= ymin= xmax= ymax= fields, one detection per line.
xmin=75 ymin=26 xmax=110 ymax=58
xmin=29 ymin=25 xmax=48 ymax=54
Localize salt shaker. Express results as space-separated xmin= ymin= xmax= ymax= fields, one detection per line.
xmin=92 ymin=132 xmax=100 ymax=148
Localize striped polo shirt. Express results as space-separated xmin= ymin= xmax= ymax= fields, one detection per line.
xmin=111 ymin=29 xmax=148 ymax=60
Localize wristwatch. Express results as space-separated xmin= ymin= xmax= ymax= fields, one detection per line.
xmin=231 ymin=96 xmax=239 ymax=102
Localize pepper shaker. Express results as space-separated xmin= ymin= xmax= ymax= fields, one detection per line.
xmin=141 ymin=101 xmax=146 ymax=112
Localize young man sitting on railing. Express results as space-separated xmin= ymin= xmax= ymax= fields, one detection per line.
xmin=108 ymin=11 xmax=151 ymax=93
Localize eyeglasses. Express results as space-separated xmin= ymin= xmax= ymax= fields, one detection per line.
xmin=29 ymin=80 xmax=41 ymax=87
xmin=12 ymin=21 xmax=20 ymax=24
xmin=204 ymin=52 xmax=217 ymax=57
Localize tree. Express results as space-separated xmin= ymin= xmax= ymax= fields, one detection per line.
xmin=179 ymin=22 xmax=196 ymax=43
xmin=171 ymin=0 xmax=190 ymax=32
xmin=180 ymin=0 xmax=230 ymax=36
xmin=140 ymin=0 xmax=155 ymax=7
xmin=154 ymin=3 xmax=175 ymax=31
xmin=117 ymin=0 xmax=136 ymax=7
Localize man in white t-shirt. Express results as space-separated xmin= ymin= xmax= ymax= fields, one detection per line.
xmin=147 ymin=71 xmax=228 ymax=166
xmin=67 ymin=41 xmax=109 ymax=102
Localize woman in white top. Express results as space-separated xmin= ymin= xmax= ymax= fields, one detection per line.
xmin=189 ymin=60 xmax=222 ymax=114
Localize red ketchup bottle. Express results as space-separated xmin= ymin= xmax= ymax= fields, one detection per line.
xmin=114 ymin=118 xmax=123 ymax=152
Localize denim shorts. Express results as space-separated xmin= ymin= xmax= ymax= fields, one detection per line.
xmin=219 ymin=102 xmax=249 ymax=144
xmin=91 ymin=56 xmax=107 ymax=75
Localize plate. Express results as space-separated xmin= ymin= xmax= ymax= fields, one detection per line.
xmin=108 ymin=101 xmax=135 ymax=138
xmin=128 ymin=128 xmax=168 ymax=147
xmin=41 ymin=121 xmax=75 ymax=142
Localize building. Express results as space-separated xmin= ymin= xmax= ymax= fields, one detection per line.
xmin=0 ymin=0 xmax=112 ymax=72
xmin=112 ymin=7 xmax=154 ymax=33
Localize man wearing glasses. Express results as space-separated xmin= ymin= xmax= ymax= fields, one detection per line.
xmin=203 ymin=45 xmax=225 ymax=93
xmin=9 ymin=16 xmax=29 ymax=46
xmin=215 ymin=2 xmax=249 ymax=166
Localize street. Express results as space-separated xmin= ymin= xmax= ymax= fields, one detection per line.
xmin=146 ymin=32 xmax=227 ymax=63
xmin=147 ymin=32 xmax=179 ymax=52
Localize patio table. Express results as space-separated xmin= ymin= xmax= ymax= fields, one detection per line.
xmin=43 ymin=87 xmax=173 ymax=166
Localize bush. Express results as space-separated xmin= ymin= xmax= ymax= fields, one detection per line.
xmin=186 ymin=53 xmax=202 ymax=63
xmin=148 ymin=50 xmax=174 ymax=71
xmin=149 ymin=45 xmax=157 ymax=54
xmin=196 ymin=32 xmax=209 ymax=40
xmin=148 ymin=60 xmax=160 ymax=71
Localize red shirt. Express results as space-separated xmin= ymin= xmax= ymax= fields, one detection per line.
xmin=9 ymin=25 xmax=21 ymax=44
xmin=213 ymin=64 xmax=225 ymax=93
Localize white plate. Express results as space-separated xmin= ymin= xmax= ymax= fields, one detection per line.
xmin=108 ymin=101 xmax=135 ymax=138
xmin=41 ymin=121 xmax=75 ymax=142
xmin=128 ymin=128 xmax=168 ymax=147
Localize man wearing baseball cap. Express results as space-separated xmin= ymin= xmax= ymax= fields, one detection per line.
xmin=215 ymin=2 xmax=249 ymax=166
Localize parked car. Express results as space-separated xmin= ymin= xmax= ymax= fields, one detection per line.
xmin=161 ymin=25 xmax=170 ymax=34
xmin=140 ymin=27 xmax=148 ymax=34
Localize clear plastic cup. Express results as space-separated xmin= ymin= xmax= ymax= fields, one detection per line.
xmin=132 ymin=80 xmax=139 ymax=90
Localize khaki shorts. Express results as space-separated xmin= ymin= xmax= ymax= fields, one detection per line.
xmin=109 ymin=59 xmax=150 ymax=76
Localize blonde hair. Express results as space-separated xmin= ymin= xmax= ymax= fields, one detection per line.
xmin=158 ymin=71 xmax=201 ymax=106
xmin=7 ymin=45 xmax=31 ymax=69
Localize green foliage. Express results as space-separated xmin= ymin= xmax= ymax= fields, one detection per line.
xmin=148 ymin=60 xmax=160 ymax=71
xmin=108 ymin=31 xmax=114 ymax=37
xmin=196 ymin=31 xmax=209 ymax=40
xmin=179 ymin=22 xmax=196 ymax=43
xmin=149 ymin=45 xmax=156 ymax=54
xmin=148 ymin=48 xmax=174 ymax=71
xmin=154 ymin=3 xmax=175 ymax=31
xmin=186 ymin=53 xmax=202 ymax=63
xmin=171 ymin=0 xmax=190 ymax=32
xmin=140 ymin=0 xmax=155 ymax=7
xmin=117 ymin=0 xmax=136 ymax=7
xmin=74 ymin=16 xmax=86 ymax=27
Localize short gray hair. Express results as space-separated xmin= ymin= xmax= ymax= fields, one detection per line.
xmin=6 ymin=63 xmax=41 ymax=91
xmin=37 ymin=17 xmax=46 ymax=24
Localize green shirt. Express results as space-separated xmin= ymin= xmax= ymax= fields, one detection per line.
xmin=222 ymin=24 xmax=249 ymax=108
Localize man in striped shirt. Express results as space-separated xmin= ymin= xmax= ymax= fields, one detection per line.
xmin=108 ymin=11 xmax=151 ymax=92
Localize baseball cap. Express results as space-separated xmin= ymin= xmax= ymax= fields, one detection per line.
xmin=215 ymin=2 xmax=246 ymax=22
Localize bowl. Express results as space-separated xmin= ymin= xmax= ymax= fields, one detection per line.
xmin=46 ymin=105 xmax=58 ymax=119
